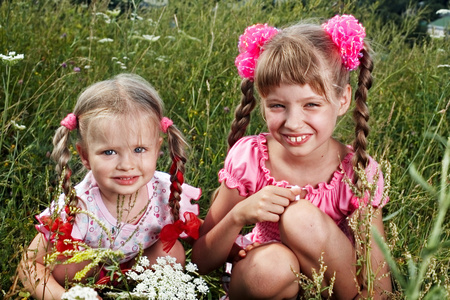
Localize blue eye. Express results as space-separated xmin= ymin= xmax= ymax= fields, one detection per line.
xmin=104 ymin=150 xmax=116 ymax=155
xmin=134 ymin=147 xmax=146 ymax=153
xmin=306 ymin=103 xmax=319 ymax=107
xmin=269 ymin=103 xmax=285 ymax=109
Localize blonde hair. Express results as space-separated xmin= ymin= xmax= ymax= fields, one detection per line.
xmin=228 ymin=21 xmax=373 ymax=187
xmin=51 ymin=73 xmax=188 ymax=221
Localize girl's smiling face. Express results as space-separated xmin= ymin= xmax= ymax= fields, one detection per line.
xmin=262 ymin=83 xmax=351 ymax=159
xmin=76 ymin=113 xmax=162 ymax=204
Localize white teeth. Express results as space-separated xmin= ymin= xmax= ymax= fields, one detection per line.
xmin=289 ymin=135 xmax=307 ymax=143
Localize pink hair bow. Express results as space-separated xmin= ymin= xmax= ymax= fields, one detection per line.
xmin=322 ymin=14 xmax=366 ymax=71
xmin=60 ymin=113 xmax=77 ymax=131
xmin=160 ymin=117 xmax=173 ymax=133
xmin=235 ymin=23 xmax=279 ymax=80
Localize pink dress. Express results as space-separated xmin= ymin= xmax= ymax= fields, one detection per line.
xmin=218 ymin=133 xmax=388 ymax=246
xmin=36 ymin=171 xmax=201 ymax=263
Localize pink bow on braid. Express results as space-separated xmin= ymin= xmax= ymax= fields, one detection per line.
xmin=322 ymin=14 xmax=366 ymax=71
xmin=160 ymin=117 xmax=173 ymax=133
xmin=60 ymin=113 xmax=77 ymax=131
xmin=235 ymin=23 xmax=279 ymax=80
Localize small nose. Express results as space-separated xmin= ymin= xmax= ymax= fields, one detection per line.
xmin=284 ymin=108 xmax=304 ymax=130
xmin=117 ymin=153 xmax=135 ymax=171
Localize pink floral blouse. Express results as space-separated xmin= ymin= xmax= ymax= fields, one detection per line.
xmin=36 ymin=171 xmax=201 ymax=263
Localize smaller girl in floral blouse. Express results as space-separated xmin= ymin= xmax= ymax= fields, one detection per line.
xmin=19 ymin=74 xmax=201 ymax=300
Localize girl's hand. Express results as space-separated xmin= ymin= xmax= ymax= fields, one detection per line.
xmin=237 ymin=242 xmax=261 ymax=261
xmin=232 ymin=185 xmax=301 ymax=226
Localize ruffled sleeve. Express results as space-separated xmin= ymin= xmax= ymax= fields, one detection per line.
xmin=339 ymin=154 xmax=389 ymax=216
xmin=35 ymin=173 xmax=93 ymax=243
xmin=35 ymin=193 xmax=66 ymax=241
xmin=179 ymin=183 xmax=201 ymax=219
xmin=218 ymin=135 xmax=263 ymax=197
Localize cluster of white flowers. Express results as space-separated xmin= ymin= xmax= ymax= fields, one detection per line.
xmin=143 ymin=34 xmax=161 ymax=42
xmin=108 ymin=256 xmax=209 ymax=299
xmin=112 ymin=57 xmax=127 ymax=70
xmin=61 ymin=285 xmax=99 ymax=300
xmin=0 ymin=51 xmax=24 ymax=65
xmin=10 ymin=120 xmax=26 ymax=130
xmin=98 ymin=38 xmax=114 ymax=43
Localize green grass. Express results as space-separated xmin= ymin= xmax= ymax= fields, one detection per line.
xmin=1 ymin=0 xmax=449 ymax=298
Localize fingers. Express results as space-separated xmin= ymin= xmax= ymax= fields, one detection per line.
xmin=289 ymin=185 xmax=302 ymax=200
xmin=234 ymin=186 xmax=301 ymax=225
xmin=238 ymin=242 xmax=261 ymax=259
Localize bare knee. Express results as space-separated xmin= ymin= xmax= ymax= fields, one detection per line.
xmin=280 ymin=200 xmax=332 ymax=246
xmin=52 ymin=259 xmax=94 ymax=286
xmin=229 ymin=243 xmax=299 ymax=300
xmin=140 ymin=239 xmax=186 ymax=267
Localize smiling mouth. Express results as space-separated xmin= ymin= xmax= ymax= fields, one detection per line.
xmin=288 ymin=135 xmax=308 ymax=143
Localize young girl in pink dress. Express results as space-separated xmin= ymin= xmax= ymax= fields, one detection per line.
xmin=192 ymin=15 xmax=392 ymax=299
xmin=19 ymin=74 xmax=201 ymax=299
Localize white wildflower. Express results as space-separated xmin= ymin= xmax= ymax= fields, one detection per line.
xmin=98 ymin=38 xmax=114 ymax=43
xmin=143 ymin=34 xmax=160 ymax=42
xmin=61 ymin=285 xmax=98 ymax=300
xmin=147 ymin=18 xmax=157 ymax=26
xmin=131 ymin=13 xmax=143 ymax=21
xmin=107 ymin=255 xmax=209 ymax=298
xmin=0 ymin=51 xmax=24 ymax=66
xmin=11 ymin=120 xmax=26 ymax=131
xmin=156 ymin=56 xmax=168 ymax=62
xmin=107 ymin=9 xmax=121 ymax=18
xmin=185 ymin=262 xmax=198 ymax=273
xmin=138 ymin=256 xmax=150 ymax=267
xmin=95 ymin=12 xmax=111 ymax=24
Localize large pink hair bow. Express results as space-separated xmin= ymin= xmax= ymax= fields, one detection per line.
xmin=322 ymin=14 xmax=366 ymax=71
xmin=235 ymin=24 xmax=279 ymax=81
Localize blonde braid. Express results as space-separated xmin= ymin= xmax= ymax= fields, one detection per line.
xmin=51 ymin=126 xmax=78 ymax=207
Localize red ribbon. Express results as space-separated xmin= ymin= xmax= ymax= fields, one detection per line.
xmin=159 ymin=212 xmax=201 ymax=253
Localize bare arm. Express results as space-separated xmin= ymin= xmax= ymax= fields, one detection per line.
xmin=191 ymin=184 xmax=246 ymax=274
xmin=191 ymin=183 xmax=300 ymax=274
xmin=18 ymin=234 xmax=66 ymax=300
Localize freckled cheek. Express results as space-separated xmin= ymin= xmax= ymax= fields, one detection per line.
xmin=265 ymin=114 xmax=284 ymax=129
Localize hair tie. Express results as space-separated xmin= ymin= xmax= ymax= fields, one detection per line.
xmin=160 ymin=117 xmax=173 ymax=133
xmin=322 ymin=14 xmax=366 ymax=71
xmin=235 ymin=23 xmax=279 ymax=81
xmin=60 ymin=113 xmax=77 ymax=131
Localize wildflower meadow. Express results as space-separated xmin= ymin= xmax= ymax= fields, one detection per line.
xmin=1 ymin=0 xmax=449 ymax=299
